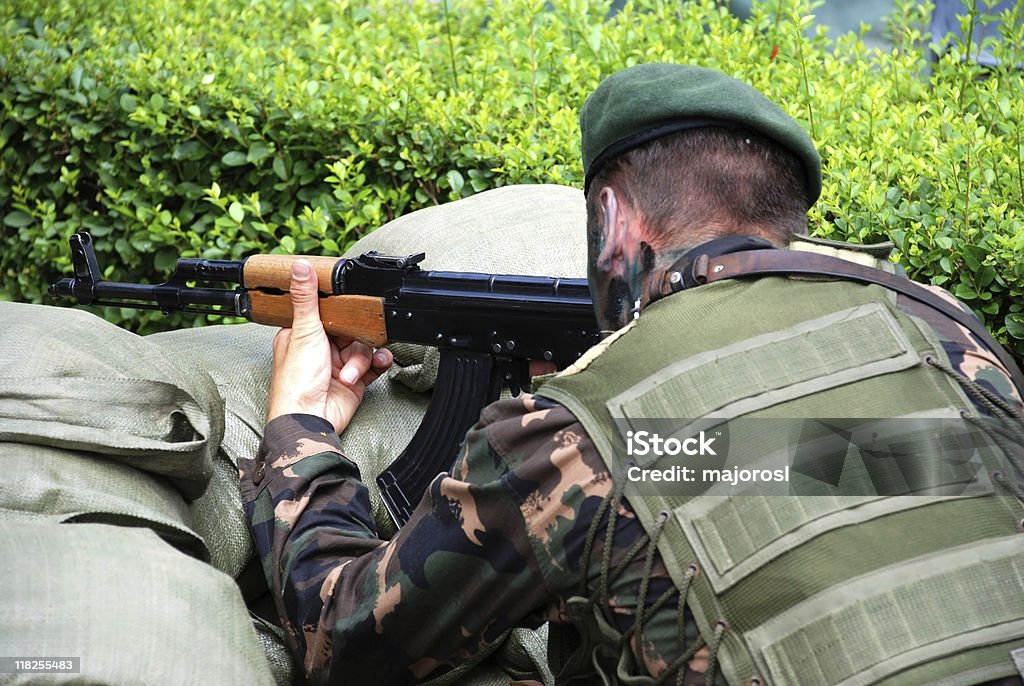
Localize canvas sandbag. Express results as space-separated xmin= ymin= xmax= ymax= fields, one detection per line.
xmin=0 ymin=441 xmax=206 ymax=560
xmin=147 ymin=322 xmax=277 ymax=473
xmin=146 ymin=323 xmax=276 ymax=576
xmin=343 ymin=184 xmax=587 ymax=275
xmin=186 ymin=448 xmax=254 ymax=577
xmin=419 ymin=626 xmax=554 ymax=686
xmin=252 ymin=614 xmax=299 ymax=686
xmin=0 ymin=301 xmax=222 ymax=499
xmin=0 ymin=521 xmax=275 ymax=685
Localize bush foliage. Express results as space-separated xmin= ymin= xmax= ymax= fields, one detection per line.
xmin=1 ymin=0 xmax=1022 ymax=358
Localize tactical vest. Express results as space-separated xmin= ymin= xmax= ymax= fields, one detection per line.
xmin=536 ymin=238 xmax=1024 ymax=685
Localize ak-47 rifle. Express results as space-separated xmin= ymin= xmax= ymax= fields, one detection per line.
xmin=50 ymin=232 xmax=600 ymax=527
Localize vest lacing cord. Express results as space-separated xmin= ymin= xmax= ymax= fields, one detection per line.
xmin=579 ymin=485 xmax=725 ymax=686
xmin=924 ymin=354 xmax=1024 ymax=500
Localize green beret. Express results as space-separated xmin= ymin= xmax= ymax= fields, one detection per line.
xmin=580 ymin=63 xmax=822 ymax=207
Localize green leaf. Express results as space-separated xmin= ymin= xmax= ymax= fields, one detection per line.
xmin=961 ymin=244 xmax=987 ymax=271
xmin=273 ymin=156 xmax=288 ymax=180
xmin=0 ymin=0 xmax=1018 ymax=343
xmin=247 ymin=142 xmax=270 ymax=163
xmin=953 ymin=283 xmax=977 ymax=300
xmin=221 ymin=151 xmax=248 ymax=166
xmin=3 ymin=211 xmax=33 ymax=228
xmin=1006 ymin=314 xmax=1024 ymax=340
xmin=228 ymin=201 xmax=245 ymax=223
xmin=154 ymin=247 xmax=178 ymax=272
xmin=0 ymin=120 xmax=17 ymax=147
xmin=975 ymin=265 xmax=996 ymax=289
xmin=172 ymin=140 xmax=202 ymax=160
xmin=445 ymin=169 xmax=464 ymax=195
xmin=280 ymin=235 xmax=296 ymax=253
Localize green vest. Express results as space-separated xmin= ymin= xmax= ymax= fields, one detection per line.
xmin=536 ymin=239 xmax=1024 ymax=685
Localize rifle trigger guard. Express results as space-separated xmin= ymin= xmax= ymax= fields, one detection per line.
xmin=496 ymin=357 xmax=530 ymax=397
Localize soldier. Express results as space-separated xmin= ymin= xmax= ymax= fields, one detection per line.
xmin=241 ymin=64 xmax=1024 ymax=685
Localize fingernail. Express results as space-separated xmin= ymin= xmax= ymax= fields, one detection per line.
xmin=292 ymin=261 xmax=311 ymax=280
xmin=341 ymin=368 xmax=359 ymax=384
xmin=374 ymin=351 xmax=388 ymax=365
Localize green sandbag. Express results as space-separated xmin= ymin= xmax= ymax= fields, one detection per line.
xmin=0 ymin=521 xmax=275 ymax=686
xmin=252 ymin=614 xmax=299 ymax=686
xmin=147 ymin=322 xmax=277 ymax=476
xmin=145 ymin=323 xmax=273 ymax=578
xmin=0 ymin=441 xmax=206 ymax=560
xmin=0 ymin=302 xmax=223 ymax=499
xmin=187 ymin=449 xmax=253 ymax=576
xmin=343 ymin=184 xmax=587 ymax=275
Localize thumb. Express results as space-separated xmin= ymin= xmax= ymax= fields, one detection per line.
xmin=289 ymin=259 xmax=322 ymax=334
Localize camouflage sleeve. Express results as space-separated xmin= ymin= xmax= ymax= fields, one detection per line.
xmin=239 ymin=414 xmax=392 ymax=682
xmin=239 ymin=409 xmax=565 ymax=685
xmin=240 ymin=400 xmax=696 ymax=685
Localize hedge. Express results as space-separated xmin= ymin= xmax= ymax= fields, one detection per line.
xmin=1 ymin=0 xmax=1022 ymax=361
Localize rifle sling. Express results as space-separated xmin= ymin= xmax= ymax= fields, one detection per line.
xmin=676 ymin=248 xmax=1024 ymax=396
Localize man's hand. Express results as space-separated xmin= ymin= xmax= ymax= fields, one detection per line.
xmin=266 ymin=259 xmax=393 ymax=433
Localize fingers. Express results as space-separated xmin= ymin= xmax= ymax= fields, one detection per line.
xmin=288 ymin=259 xmax=322 ymax=337
xmin=360 ymin=347 xmax=393 ymax=388
xmin=528 ymin=359 xmax=558 ymax=377
xmin=372 ymin=347 xmax=393 ymax=369
xmin=367 ymin=347 xmax=393 ymax=383
xmin=336 ymin=342 xmax=394 ymax=387
xmin=337 ymin=341 xmax=373 ymax=385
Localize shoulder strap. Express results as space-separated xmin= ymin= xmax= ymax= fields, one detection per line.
xmin=669 ymin=248 xmax=1024 ymax=396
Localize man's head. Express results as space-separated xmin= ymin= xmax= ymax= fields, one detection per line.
xmin=579 ymin=63 xmax=822 ymax=331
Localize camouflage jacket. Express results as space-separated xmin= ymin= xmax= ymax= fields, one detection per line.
xmin=239 ymin=283 xmax=1022 ymax=686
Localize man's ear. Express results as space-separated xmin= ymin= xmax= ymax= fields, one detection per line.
xmin=595 ymin=187 xmax=627 ymax=275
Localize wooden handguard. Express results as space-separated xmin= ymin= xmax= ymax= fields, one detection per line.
xmin=243 ymin=254 xmax=341 ymax=292
xmin=243 ymin=254 xmax=388 ymax=346
xmin=247 ymin=292 xmax=388 ymax=346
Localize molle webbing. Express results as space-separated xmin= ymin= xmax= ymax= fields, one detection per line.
xmin=671 ymin=247 xmax=1024 ymax=396
xmin=537 ymin=270 xmax=1024 ymax=685
xmin=607 ymin=302 xmax=919 ymax=435
xmin=745 ymin=534 xmax=1024 ymax=686
xmin=674 ymin=494 xmax=986 ymax=595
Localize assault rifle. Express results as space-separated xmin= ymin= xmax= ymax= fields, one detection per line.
xmin=50 ymin=232 xmax=599 ymax=527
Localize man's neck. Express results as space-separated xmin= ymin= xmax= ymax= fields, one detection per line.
xmin=641 ymin=235 xmax=779 ymax=310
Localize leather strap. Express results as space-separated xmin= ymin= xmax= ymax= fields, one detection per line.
xmin=670 ymin=248 xmax=1024 ymax=396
